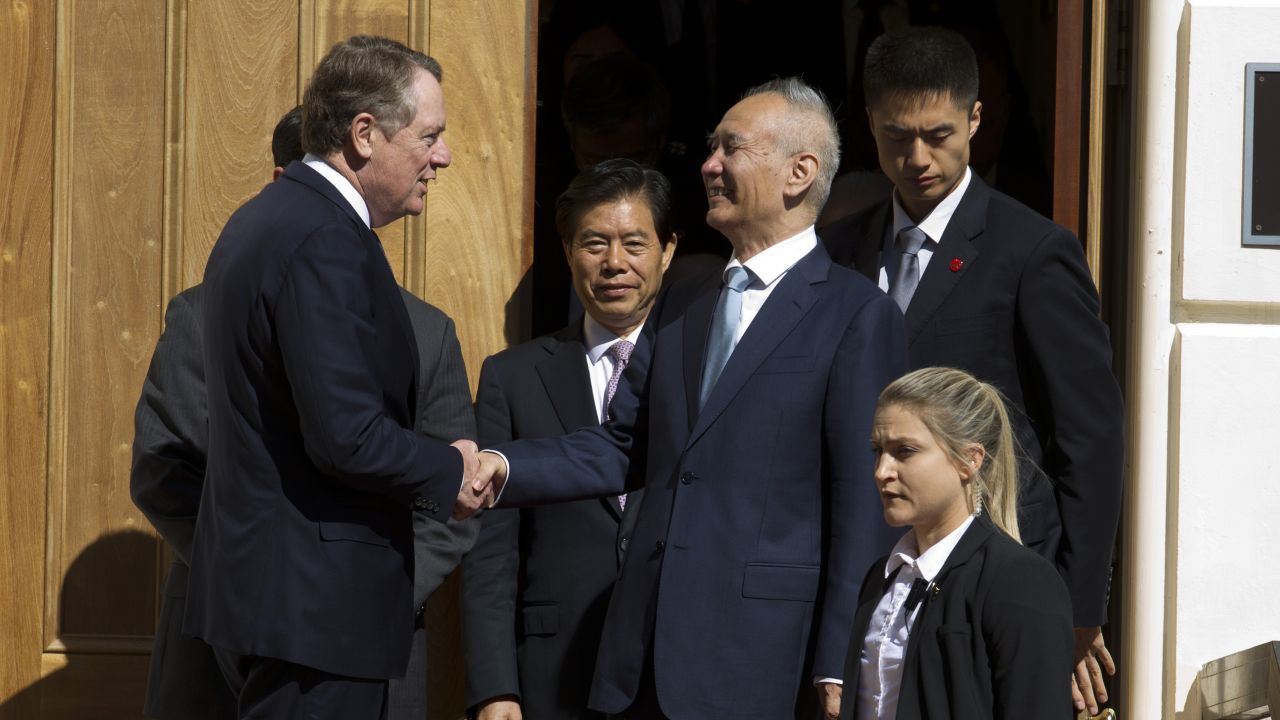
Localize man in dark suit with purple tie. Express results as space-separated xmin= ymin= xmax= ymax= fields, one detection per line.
xmin=462 ymin=159 xmax=676 ymax=720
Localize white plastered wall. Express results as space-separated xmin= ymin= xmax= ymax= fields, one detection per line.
xmin=1125 ymin=2 xmax=1280 ymax=717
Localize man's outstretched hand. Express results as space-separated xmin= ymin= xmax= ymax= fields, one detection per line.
xmin=450 ymin=440 xmax=507 ymax=520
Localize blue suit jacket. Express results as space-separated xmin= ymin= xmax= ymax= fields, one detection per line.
xmin=498 ymin=243 xmax=907 ymax=719
xmin=184 ymin=161 xmax=462 ymax=679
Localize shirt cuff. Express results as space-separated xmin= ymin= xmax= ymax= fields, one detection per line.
xmin=814 ymin=677 xmax=843 ymax=686
xmin=480 ymin=448 xmax=510 ymax=505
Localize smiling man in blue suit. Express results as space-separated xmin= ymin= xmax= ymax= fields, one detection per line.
xmin=466 ymin=78 xmax=907 ymax=720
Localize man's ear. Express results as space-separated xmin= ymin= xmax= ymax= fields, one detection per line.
xmin=349 ymin=112 xmax=378 ymax=160
xmin=784 ymin=151 xmax=820 ymax=201
xmin=968 ymin=101 xmax=983 ymax=141
xmin=659 ymin=233 xmax=678 ymax=273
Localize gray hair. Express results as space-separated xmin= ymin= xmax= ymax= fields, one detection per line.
xmin=742 ymin=77 xmax=841 ymax=211
xmin=302 ymin=35 xmax=443 ymax=155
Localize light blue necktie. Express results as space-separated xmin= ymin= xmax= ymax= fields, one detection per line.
xmin=699 ymin=265 xmax=753 ymax=409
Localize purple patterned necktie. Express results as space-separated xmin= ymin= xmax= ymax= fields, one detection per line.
xmin=605 ymin=339 xmax=635 ymax=509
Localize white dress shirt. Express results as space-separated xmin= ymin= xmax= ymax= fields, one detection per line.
xmin=303 ymin=153 xmax=371 ymax=228
xmin=724 ymin=226 xmax=818 ymax=343
xmin=854 ymin=515 xmax=976 ymax=720
xmin=877 ymin=167 xmax=973 ymax=293
xmin=582 ymin=313 xmax=644 ymax=423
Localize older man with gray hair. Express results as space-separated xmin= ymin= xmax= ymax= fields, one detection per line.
xmin=467 ymin=76 xmax=906 ymax=719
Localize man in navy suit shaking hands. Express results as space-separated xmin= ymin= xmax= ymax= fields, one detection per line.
xmin=185 ymin=36 xmax=487 ymax=719
xmin=467 ymin=78 xmax=907 ymax=720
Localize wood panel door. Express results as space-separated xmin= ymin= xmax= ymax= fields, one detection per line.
xmin=0 ymin=1 xmax=534 ymax=718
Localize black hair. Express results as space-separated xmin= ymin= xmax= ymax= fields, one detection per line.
xmin=555 ymin=158 xmax=674 ymax=246
xmin=863 ymin=26 xmax=979 ymax=111
xmin=271 ymin=105 xmax=305 ymax=167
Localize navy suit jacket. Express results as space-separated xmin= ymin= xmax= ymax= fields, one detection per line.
xmin=839 ymin=516 xmax=1074 ymax=720
xmin=185 ymin=161 xmax=462 ymax=679
xmin=462 ymin=319 xmax=640 ymax=719
xmin=131 ymin=284 xmax=474 ymax=718
xmin=498 ymin=243 xmax=907 ymax=719
xmin=823 ymin=174 xmax=1125 ymax=627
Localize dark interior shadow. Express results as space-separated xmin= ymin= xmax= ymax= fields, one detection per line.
xmin=1 ymin=528 xmax=158 ymax=720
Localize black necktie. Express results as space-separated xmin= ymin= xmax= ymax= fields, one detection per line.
xmin=904 ymin=578 xmax=929 ymax=612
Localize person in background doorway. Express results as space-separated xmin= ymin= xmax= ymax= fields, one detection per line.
xmin=824 ymin=27 xmax=1125 ymax=716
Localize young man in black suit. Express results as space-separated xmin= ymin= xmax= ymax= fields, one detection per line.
xmin=823 ymin=26 xmax=1125 ymax=717
xmin=461 ymin=159 xmax=675 ymax=720
xmin=183 ymin=36 xmax=486 ymax=718
xmin=131 ymin=103 xmax=477 ymax=719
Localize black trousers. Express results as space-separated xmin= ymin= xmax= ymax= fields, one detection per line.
xmin=213 ymin=649 xmax=387 ymax=720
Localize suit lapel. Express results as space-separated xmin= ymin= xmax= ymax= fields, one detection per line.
xmin=536 ymin=321 xmax=599 ymax=437
xmin=853 ymin=202 xmax=891 ymax=284
xmin=896 ymin=515 xmax=995 ymax=718
xmin=903 ymin=179 xmax=988 ymax=343
xmin=687 ymin=245 xmax=827 ymax=447
xmin=681 ymin=272 xmax=723 ymax=432
xmin=536 ymin=320 xmax=625 ymax=520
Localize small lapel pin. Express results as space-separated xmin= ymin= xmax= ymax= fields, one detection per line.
xmin=931 ymin=584 xmax=941 ymax=597
xmin=949 ymin=258 xmax=964 ymax=272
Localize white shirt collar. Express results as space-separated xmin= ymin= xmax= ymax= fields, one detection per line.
xmin=728 ymin=225 xmax=818 ymax=288
xmin=583 ymin=312 xmax=643 ymax=364
xmin=889 ymin=166 xmax=972 ymax=246
xmin=884 ymin=514 xmax=976 ymax=583
xmin=303 ymin=153 xmax=371 ymax=229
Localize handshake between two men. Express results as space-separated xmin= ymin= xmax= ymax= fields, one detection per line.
xmin=450 ymin=440 xmax=508 ymax=520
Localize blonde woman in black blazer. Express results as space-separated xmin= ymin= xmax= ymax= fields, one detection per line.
xmin=837 ymin=368 xmax=1075 ymax=720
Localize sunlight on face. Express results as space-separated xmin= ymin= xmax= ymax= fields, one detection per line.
xmin=871 ymin=404 xmax=975 ymax=541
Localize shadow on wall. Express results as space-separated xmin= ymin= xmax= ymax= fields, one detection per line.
xmin=1 ymin=529 xmax=157 ymax=720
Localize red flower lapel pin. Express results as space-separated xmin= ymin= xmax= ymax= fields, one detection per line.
xmin=949 ymin=257 xmax=964 ymax=272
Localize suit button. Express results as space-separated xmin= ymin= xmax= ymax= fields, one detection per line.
xmin=426 ymin=500 xmax=439 ymax=513
xmin=620 ymin=537 xmax=630 ymax=552
xmin=655 ymin=540 xmax=665 ymax=552
xmin=680 ymin=472 xmax=695 ymax=485
xmin=412 ymin=497 xmax=428 ymax=510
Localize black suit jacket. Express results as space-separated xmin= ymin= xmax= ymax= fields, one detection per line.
xmin=391 ymin=288 xmax=479 ymax=720
xmin=130 ymin=285 xmax=235 ymax=720
xmin=131 ymin=282 xmax=475 ymax=717
xmin=462 ymin=320 xmax=641 ymax=719
xmin=824 ymin=175 xmax=1125 ymax=626
xmin=184 ymin=160 xmax=463 ymax=679
xmin=839 ymin=516 xmax=1074 ymax=720
xmin=498 ymin=244 xmax=906 ymax=719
